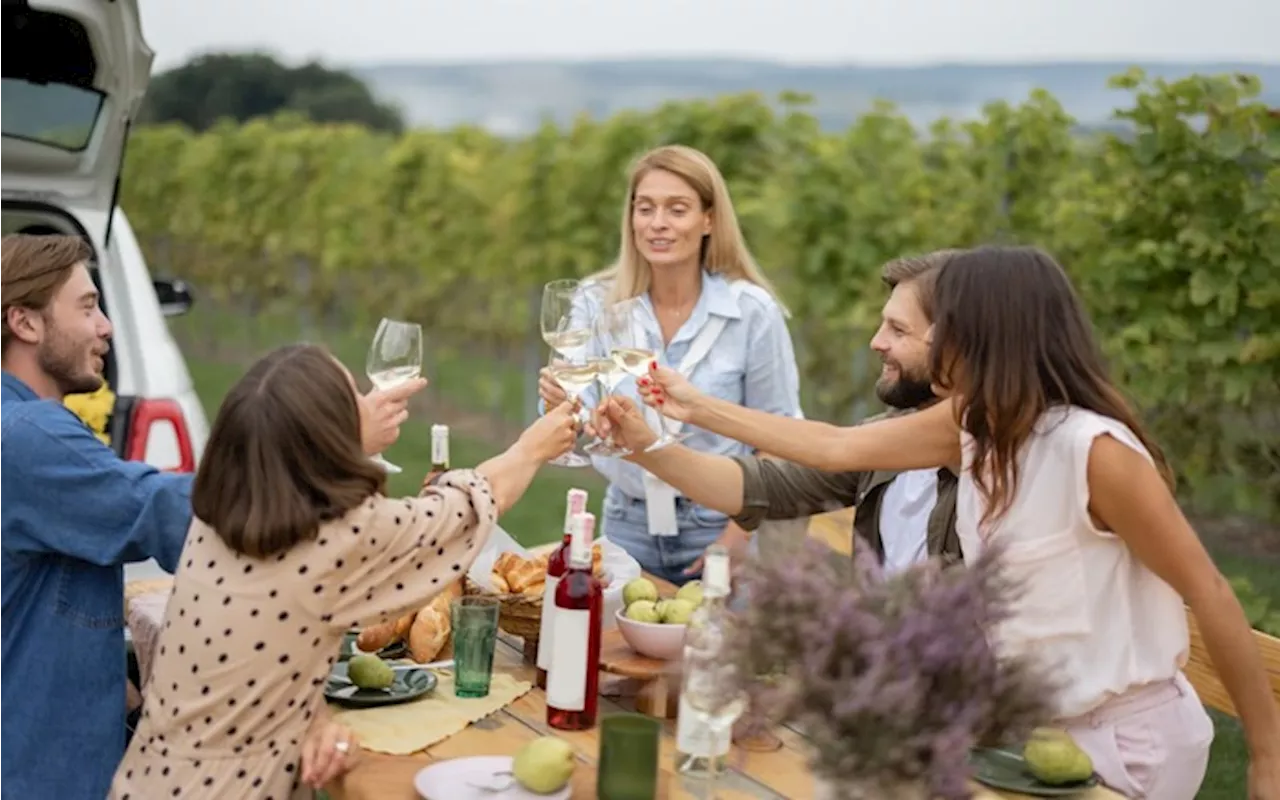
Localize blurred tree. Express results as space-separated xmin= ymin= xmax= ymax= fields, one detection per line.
xmin=139 ymin=52 xmax=404 ymax=133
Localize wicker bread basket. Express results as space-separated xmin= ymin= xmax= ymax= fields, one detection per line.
xmin=463 ymin=576 xmax=544 ymax=642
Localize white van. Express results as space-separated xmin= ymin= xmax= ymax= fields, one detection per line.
xmin=2 ymin=0 xmax=210 ymax=474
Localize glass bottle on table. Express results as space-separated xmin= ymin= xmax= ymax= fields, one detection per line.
xmin=430 ymin=424 xmax=450 ymax=473
xmin=546 ymin=511 xmax=604 ymax=731
xmin=536 ymin=487 xmax=589 ymax=690
xmin=674 ymin=544 xmax=746 ymax=785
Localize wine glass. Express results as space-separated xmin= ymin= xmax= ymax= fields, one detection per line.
xmin=583 ymin=302 xmax=633 ymax=458
xmin=602 ymin=298 xmax=688 ymax=451
xmin=540 ymin=280 xmax=594 ymax=468
xmin=365 ymin=317 xmax=424 ymax=474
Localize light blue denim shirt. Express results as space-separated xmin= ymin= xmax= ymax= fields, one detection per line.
xmin=546 ymin=270 xmax=803 ymax=501
xmin=1 ymin=371 xmax=194 ymax=800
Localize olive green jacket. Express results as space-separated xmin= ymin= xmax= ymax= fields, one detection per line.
xmin=729 ymin=408 xmax=962 ymax=564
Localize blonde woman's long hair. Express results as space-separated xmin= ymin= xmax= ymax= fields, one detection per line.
xmin=592 ymin=145 xmax=785 ymax=312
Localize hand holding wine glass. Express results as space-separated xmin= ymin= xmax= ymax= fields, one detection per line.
xmin=602 ymin=298 xmax=688 ymax=450
xmin=359 ymin=377 xmax=428 ymax=456
xmin=636 ymin=364 xmax=704 ymax=424
xmin=589 ymin=395 xmax=658 ymax=454
xmin=516 ymin=401 xmax=583 ymax=463
xmin=537 ymin=363 xmax=569 ymax=409
xmin=366 ymin=317 xmax=424 ymax=473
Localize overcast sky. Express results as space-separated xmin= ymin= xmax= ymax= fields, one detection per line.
xmin=140 ymin=0 xmax=1279 ymax=71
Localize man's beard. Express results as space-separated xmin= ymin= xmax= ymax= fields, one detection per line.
xmin=874 ymin=363 xmax=936 ymax=410
xmin=38 ymin=321 xmax=104 ymax=396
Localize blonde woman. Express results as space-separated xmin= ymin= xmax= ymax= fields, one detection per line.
xmin=539 ymin=145 xmax=801 ymax=586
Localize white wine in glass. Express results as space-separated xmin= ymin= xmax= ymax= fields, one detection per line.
xmin=582 ymin=309 xmax=632 ymax=457
xmin=547 ymin=361 xmax=599 ymax=396
xmin=365 ymin=317 xmax=424 ymax=474
xmin=604 ymin=298 xmax=688 ymax=451
xmin=543 ymin=328 xmax=591 ymax=358
xmin=540 ymin=280 xmax=595 ymax=468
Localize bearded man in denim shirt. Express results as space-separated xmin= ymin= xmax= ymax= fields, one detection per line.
xmin=1 ymin=234 xmax=423 ymax=799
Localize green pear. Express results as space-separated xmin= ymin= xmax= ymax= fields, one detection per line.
xmin=675 ymin=580 xmax=704 ymax=607
xmin=512 ymin=735 xmax=576 ymax=794
xmin=661 ymin=598 xmax=697 ymax=625
xmin=347 ymin=654 xmax=394 ymax=690
xmin=1023 ymin=728 xmax=1093 ymax=785
xmin=625 ymin=600 xmax=662 ymax=623
xmin=622 ymin=577 xmax=659 ymax=607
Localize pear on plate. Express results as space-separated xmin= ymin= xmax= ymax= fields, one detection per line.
xmin=512 ymin=735 xmax=576 ymax=794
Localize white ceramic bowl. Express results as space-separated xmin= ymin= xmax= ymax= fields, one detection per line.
xmin=614 ymin=608 xmax=687 ymax=660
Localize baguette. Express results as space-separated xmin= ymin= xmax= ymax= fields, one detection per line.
xmin=408 ymin=579 xmax=464 ymax=663
xmin=355 ymin=620 xmax=397 ymax=652
xmin=393 ymin=612 xmax=416 ymax=640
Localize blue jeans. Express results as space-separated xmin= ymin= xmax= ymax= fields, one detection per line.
xmin=603 ymin=485 xmax=728 ymax=587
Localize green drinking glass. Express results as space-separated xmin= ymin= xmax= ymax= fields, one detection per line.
xmin=450 ymin=596 xmax=500 ymax=698
xmin=597 ymin=712 xmax=661 ymax=800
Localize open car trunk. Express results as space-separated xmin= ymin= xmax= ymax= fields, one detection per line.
xmin=1 ymin=0 xmax=154 ymax=228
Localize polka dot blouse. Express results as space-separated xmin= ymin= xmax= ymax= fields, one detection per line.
xmin=108 ymin=469 xmax=497 ymax=800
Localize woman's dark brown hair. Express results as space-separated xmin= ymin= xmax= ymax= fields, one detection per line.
xmin=929 ymin=245 xmax=1173 ymax=525
xmin=192 ymin=344 xmax=386 ymax=557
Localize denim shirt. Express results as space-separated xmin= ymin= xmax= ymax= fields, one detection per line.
xmin=1 ymin=372 xmax=194 ymax=799
xmin=545 ymin=271 xmax=803 ymax=505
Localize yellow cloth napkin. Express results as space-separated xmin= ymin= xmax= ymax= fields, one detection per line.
xmin=329 ymin=670 xmax=532 ymax=755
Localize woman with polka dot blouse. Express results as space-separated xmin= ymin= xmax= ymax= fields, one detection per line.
xmin=109 ymin=344 xmax=579 ymax=799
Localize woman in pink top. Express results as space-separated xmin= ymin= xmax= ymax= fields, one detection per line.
xmin=595 ymin=246 xmax=1279 ymax=799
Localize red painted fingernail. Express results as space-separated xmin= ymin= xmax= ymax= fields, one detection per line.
xmin=656 ymin=398 xmax=664 ymax=404
xmin=650 ymin=360 xmax=658 ymax=371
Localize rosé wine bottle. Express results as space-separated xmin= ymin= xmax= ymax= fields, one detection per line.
xmin=546 ymin=511 xmax=604 ymax=731
xmin=536 ymin=488 xmax=588 ymax=690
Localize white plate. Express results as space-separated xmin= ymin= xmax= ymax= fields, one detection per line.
xmin=413 ymin=755 xmax=573 ymax=800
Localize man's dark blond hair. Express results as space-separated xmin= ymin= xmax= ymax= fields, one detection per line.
xmin=880 ymin=249 xmax=962 ymax=324
xmin=2 ymin=234 xmax=93 ymax=351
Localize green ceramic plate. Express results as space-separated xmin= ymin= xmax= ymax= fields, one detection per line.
xmin=969 ymin=748 xmax=1099 ymax=797
xmin=324 ymin=662 xmax=438 ymax=708
xmin=339 ymin=629 xmax=409 ymax=662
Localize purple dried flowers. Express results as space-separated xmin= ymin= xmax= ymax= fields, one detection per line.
xmin=715 ymin=539 xmax=1063 ymax=800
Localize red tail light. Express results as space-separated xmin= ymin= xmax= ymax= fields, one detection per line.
xmin=125 ymin=398 xmax=195 ymax=473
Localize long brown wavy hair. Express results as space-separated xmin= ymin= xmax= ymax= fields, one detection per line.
xmin=929 ymin=246 xmax=1173 ymax=526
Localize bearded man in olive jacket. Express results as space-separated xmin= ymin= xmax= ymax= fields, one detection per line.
xmin=732 ymin=251 xmax=962 ymax=569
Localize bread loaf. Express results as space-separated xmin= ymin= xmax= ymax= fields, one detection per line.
xmin=393 ymin=612 xmax=415 ymax=640
xmin=487 ymin=543 xmax=610 ymax=595
xmin=408 ymin=605 xmax=450 ymax=663
xmin=356 ymin=620 xmax=397 ymax=652
xmin=408 ymin=579 xmax=464 ymax=663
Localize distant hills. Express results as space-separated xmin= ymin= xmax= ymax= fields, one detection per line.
xmin=353 ymin=59 xmax=1280 ymax=135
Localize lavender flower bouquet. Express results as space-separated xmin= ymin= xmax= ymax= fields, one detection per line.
xmin=715 ymin=538 xmax=1062 ymax=800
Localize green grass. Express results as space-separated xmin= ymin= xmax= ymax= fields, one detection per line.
xmin=173 ymin=304 xmax=1259 ymax=797
xmin=179 ymin=304 xmax=531 ymax=427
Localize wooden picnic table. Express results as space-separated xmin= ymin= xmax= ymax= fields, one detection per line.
xmin=124 ymin=515 xmax=1123 ymax=799
xmin=325 ymin=565 xmax=1124 ymax=800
